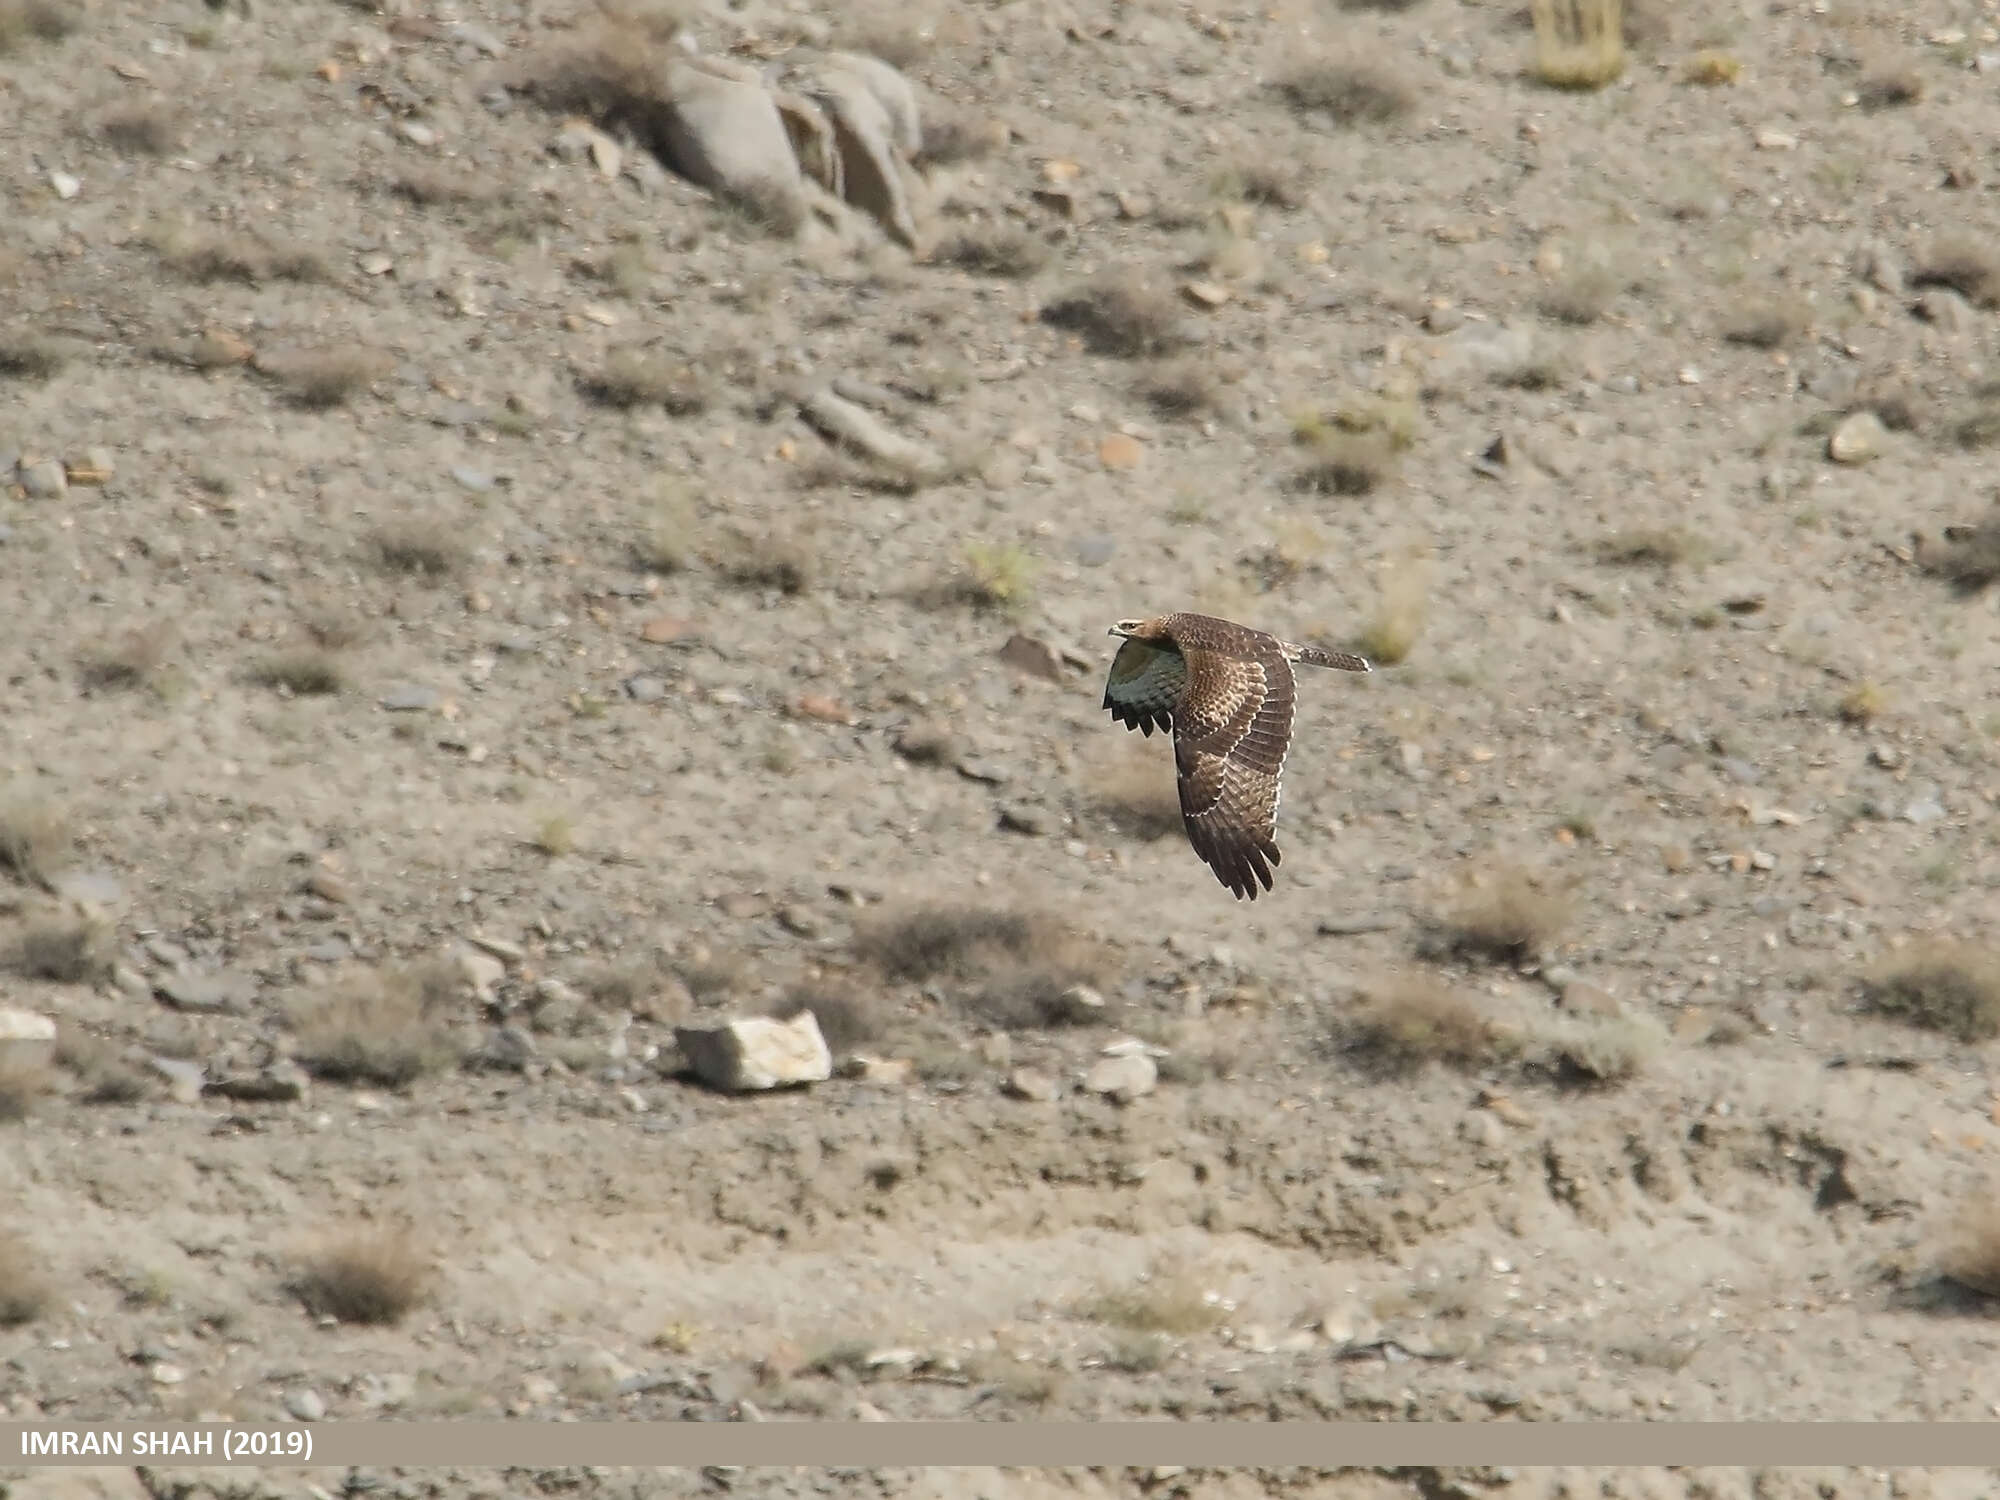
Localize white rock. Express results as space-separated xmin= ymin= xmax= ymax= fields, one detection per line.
xmin=0 ymin=1008 xmax=56 ymax=1070
xmin=659 ymin=55 xmax=807 ymax=226
xmin=676 ymin=1011 xmax=832 ymax=1091
xmin=1828 ymin=409 xmax=1886 ymax=465
xmin=1083 ymin=1052 xmax=1156 ymax=1104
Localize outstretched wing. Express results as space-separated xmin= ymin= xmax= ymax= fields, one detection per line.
xmin=1103 ymin=636 xmax=1186 ymax=737
xmin=1171 ymin=644 xmax=1297 ymax=900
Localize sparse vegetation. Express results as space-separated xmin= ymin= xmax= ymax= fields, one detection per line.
xmin=1531 ymin=0 xmax=1626 ymax=90
xmin=768 ymin=984 xmax=883 ymax=1055
xmin=1293 ymin=432 xmax=1395 ymax=496
xmin=1343 ymin=974 xmax=1500 ymax=1074
xmin=291 ymin=965 xmax=460 ymax=1087
xmin=1540 ymin=263 xmax=1619 ymax=325
xmin=1939 ymin=1200 xmax=2000 ymax=1298
xmin=1530 ymin=1012 xmax=1664 ymax=1085
xmin=0 ymin=0 xmax=76 ymax=51
xmin=852 ymin=905 xmax=1108 ymax=1031
xmin=948 ymin=542 xmax=1037 ymax=611
xmin=97 ymin=102 xmax=179 ymax=155
xmin=1917 ymin=509 xmax=2000 ymax=589
xmin=1078 ymin=1274 xmax=1225 ymax=1336
xmin=78 ymin=626 xmax=171 ymax=691
xmin=1857 ymin=65 xmax=1923 ymax=111
xmin=151 ymin=225 xmax=331 ymax=285
xmin=0 ymin=331 xmax=73 ymax=380
xmin=1276 ymin=56 xmax=1415 ymax=126
xmin=1594 ymin=526 xmax=1708 ymax=569
xmin=0 ymin=1235 xmax=51 ymax=1326
xmin=54 ymin=1028 xmax=148 ymax=1105
xmin=1136 ymin=360 xmax=1223 ymax=419
xmin=257 ymin=344 xmax=391 ymax=409
xmin=1913 ymin=239 xmax=2000 ymax=310
xmin=289 ymin=1227 xmax=429 ymax=1325
xmin=915 ymin=112 xmax=999 ymax=169
xmin=0 ymin=793 xmax=68 ymax=888
xmin=1355 ymin=545 xmax=1432 ymax=665
xmin=0 ymin=1057 xmax=52 ymax=1121
xmin=10 ymin=913 xmax=115 ymax=984
xmin=370 ymin=519 xmax=467 ymax=580
xmin=1040 ymin=273 xmax=1186 ymax=357
xmin=1426 ymin=863 xmax=1573 ymax=965
xmin=1090 ymin=755 xmax=1184 ymax=841
xmin=250 ymin=649 xmax=345 ymax=697
xmin=579 ymin=349 xmax=710 ymax=412
xmin=1839 ymin=679 xmax=1889 ymax=725
xmin=530 ymin=814 xmax=577 ymax=857
xmin=715 ymin=525 xmax=815 ymax=595
xmin=1721 ymin=293 xmax=1808 ymax=350
xmin=1860 ymin=942 xmax=2000 ymax=1043
xmin=1681 ymin=49 xmax=1740 ymax=85
xmin=935 ymin=226 xmax=1050 ymax=279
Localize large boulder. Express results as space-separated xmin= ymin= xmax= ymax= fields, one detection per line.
xmin=676 ymin=1010 xmax=833 ymax=1091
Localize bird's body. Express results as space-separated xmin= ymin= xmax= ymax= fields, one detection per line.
xmin=1102 ymin=612 xmax=1370 ymax=900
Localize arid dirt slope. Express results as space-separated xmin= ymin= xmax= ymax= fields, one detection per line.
xmin=5 ymin=0 xmax=2000 ymax=1490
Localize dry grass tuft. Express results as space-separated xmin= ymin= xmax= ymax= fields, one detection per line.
xmin=530 ymin=813 xmax=576 ymax=857
xmin=0 ymin=0 xmax=77 ymax=50
xmin=1857 ymin=65 xmax=1923 ymax=111
xmin=1040 ymin=273 xmax=1186 ymax=358
xmin=1292 ymin=432 xmax=1395 ymax=497
xmin=1355 ymin=544 xmax=1433 ymax=665
xmin=292 ymin=965 xmax=460 ymax=1087
xmin=1939 ymin=1200 xmax=2000 ymax=1298
xmin=256 ymin=344 xmax=391 ymax=410
xmin=942 ymin=542 xmax=1037 ymax=612
xmin=1078 ymin=1274 xmax=1226 ymax=1336
xmin=1860 ymin=942 xmax=2000 ymax=1043
xmin=914 ymin=111 xmax=1000 ymax=169
xmin=632 ymin=481 xmax=699 ymax=574
xmin=152 ymin=225 xmax=332 ymax=285
xmin=1427 ymin=863 xmax=1573 ymax=965
xmin=1539 ymin=263 xmax=1619 ymax=325
xmin=1531 ymin=0 xmax=1625 ymax=90
xmin=0 ymin=332 xmax=75 ymax=380
xmin=935 ymin=225 xmax=1050 ymax=279
xmin=1680 ymin=49 xmax=1740 ymax=85
xmin=1593 ymin=526 xmax=1708 ymax=569
xmin=579 ymin=349 xmax=710 ymax=412
xmin=1838 ymin=679 xmax=1889 ymax=725
xmin=1917 ymin=509 xmax=2000 ymax=590
xmin=768 ymin=983 xmax=883 ymax=1056
xmin=0 ymin=794 xmax=69 ymax=888
xmin=1090 ymin=755 xmax=1184 ymax=842
xmin=1344 ymin=974 xmax=1500 ymax=1074
xmin=714 ymin=525 xmax=815 ymax=596
xmin=369 ymin=518 xmax=467 ymax=580
xmin=10 ymin=913 xmax=116 ymax=985
xmin=0 ymin=1235 xmax=51 ymax=1327
xmin=852 ymin=905 xmax=1108 ymax=1030
xmin=97 ymin=102 xmax=180 ymax=155
xmin=54 ymin=1027 xmax=149 ymax=1105
xmin=1276 ymin=56 xmax=1415 ymax=126
xmin=1530 ymin=1013 xmax=1662 ymax=1085
xmin=1135 ymin=360 xmax=1223 ymax=420
xmin=0 ymin=1057 xmax=53 ymax=1122
xmin=78 ymin=624 xmax=172 ymax=691
xmin=1913 ymin=238 xmax=2000 ymax=310
xmin=250 ymin=649 xmax=345 ymax=697
xmin=1721 ymin=293 xmax=1808 ymax=350
xmin=290 ymin=1227 xmax=430 ymax=1326
xmin=388 ymin=164 xmax=493 ymax=206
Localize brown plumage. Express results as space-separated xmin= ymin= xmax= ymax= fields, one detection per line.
xmin=1102 ymin=612 xmax=1370 ymax=900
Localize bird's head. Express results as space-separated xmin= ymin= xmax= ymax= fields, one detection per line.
xmin=1108 ymin=618 xmax=1152 ymax=640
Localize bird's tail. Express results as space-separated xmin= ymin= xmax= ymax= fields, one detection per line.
xmin=1290 ymin=642 xmax=1372 ymax=673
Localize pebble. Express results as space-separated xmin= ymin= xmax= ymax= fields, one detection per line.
xmin=150 ymin=1364 xmax=185 ymax=1386
xmin=623 ymin=675 xmax=668 ymax=703
xmin=450 ymin=465 xmax=495 ymax=492
xmin=1902 ymin=788 xmax=1945 ymax=825
xmin=996 ymin=633 xmax=1068 ymax=683
xmin=1828 ymin=410 xmax=1886 ymax=465
xmin=1072 ymin=534 xmax=1117 ymax=568
xmin=998 ymin=804 xmax=1051 ymax=836
xmin=155 ymin=969 xmax=253 ymax=1014
xmin=146 ymin=1056 xmax=205 ymax=1105
xmin=471 ymin=1026 xmax=536 ymax=1072
xmin=49 ymin=170 xmax=80 ymax=199
xmin=1083 ymin=1053 xmax=1157 ymax=1104
xmin=283 ymin=1387 xmax=326 ymax=1422
xmin=354 ymin=1372 xmax=414 ymax=1410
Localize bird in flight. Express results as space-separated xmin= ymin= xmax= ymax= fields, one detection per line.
xmin=1102 ymin=612 xmax=1370 ymax=900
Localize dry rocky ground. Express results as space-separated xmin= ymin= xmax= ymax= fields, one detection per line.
xmin=6 ymin=0 xmax=2000 ymax=1492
